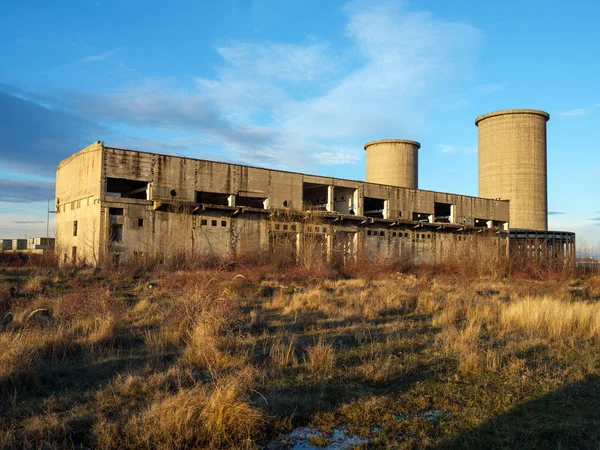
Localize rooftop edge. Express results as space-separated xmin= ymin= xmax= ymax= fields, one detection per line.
xmin=364 ymin=139 xmax=421 ymax=150
xmin=475 ymin=109 xmax=550 ymax=126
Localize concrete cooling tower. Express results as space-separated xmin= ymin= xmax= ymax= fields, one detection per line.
xmin=475 ymin=109 xmax=549 ymax=231
xmin=364 ymin=139 xmax=420 ymax=189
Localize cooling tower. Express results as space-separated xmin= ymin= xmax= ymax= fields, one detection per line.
xmin=475 ymin=109 xmax=549 ymax=231
xmin=364 ymin=139 xmax=420 ymax=189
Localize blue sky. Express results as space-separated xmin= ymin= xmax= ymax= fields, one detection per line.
xmin=1 ymin=0 xmax=598 ymax=253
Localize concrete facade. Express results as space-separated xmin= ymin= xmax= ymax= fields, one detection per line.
xmin=54 ymin=142 xmax=518 ymax=265
xmin=53 ymin=108 xmax=575 ymax=266
xmin=476 ymin=109 xmax=549 ymax=231
xmin=364 ymin=139 xmax=419 ymax=188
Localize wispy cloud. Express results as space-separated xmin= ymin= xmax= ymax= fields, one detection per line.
xmin=14 ymin=220 xmax=45 ymax=224
xmin=51 ymin=0 xmax=480 ymax=172
xmin=557 ymin=104 xmax=600 ymax=117
xmin=47 ymin=47 xmax=123 ymax=72
xmin=0 ymin=84 xmax=106 ymax=176
xmin=548 ymin=211 xmax=565 ymax=215
xmin=76 ymin=47 xmax=122 ymax=64
xmin=0 ymin=179 xmax=55 ymax=203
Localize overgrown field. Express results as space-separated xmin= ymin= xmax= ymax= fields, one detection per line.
xmin=1 ymin=258 xmax=600 ymax=449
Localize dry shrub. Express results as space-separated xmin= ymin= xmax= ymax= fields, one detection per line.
xmin=128 ymin=370 xmax=265 ymax=449
xmin=250 ymin=309 xmax=269 ymax=330
xmin=305 ymin=339 xmax=336 ymax=377
xmin=182 ymin=317 xmax=247 ymax=374
xmin=23 ymin=274 xmax=50 ymax=295
xmin=358 ymin=353 xmax=399 ymax=382
xmin=0 ymin=286 xmax=11 ymax=312
xmin=268 ymin=334 xmax=297 ymax=370
xmin=501 ymin=296 xmax=600 ymax=339
xmin=0 ymin=327 xmax=73 ymax=381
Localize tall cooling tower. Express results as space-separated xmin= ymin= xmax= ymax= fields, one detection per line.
xmin=475 ymin=109 xmax=549 ymax=231
xmin=364 ymin=139 xmax=420 ymax=188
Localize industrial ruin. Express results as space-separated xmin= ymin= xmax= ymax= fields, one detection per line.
xmin=54 ymin=109 xmax=575 ymax=266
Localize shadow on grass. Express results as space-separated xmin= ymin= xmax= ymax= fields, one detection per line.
xmin=438 ymin=374 xmax=600 ymax=450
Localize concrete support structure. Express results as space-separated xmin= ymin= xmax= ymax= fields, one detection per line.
xmin=364 ymin=139 xmax=420 ymax=189
xmin=476 ymin=109 xmax=549 ymax=231
xmin=54 ymin=142 xmax=517 ymax=266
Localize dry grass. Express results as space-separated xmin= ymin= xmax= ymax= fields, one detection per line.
xmin=126 ymin=370 xmax=265 ymax=449
xmin=1 ymin=259 xmax=599 ymax=449
xmin=305 ymin=339 xmax=336 ymax=377
xmin=501 ymin=296 xmax=600 ymax=338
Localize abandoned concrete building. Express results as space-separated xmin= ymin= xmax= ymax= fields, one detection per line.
xmin=55 ymin=109 xmax=575 ymax=266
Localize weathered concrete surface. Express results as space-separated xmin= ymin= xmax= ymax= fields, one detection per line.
xmin=53 ymin=139 xmax=573 ymax=266
xmin=365 ymin=139 xmax=420 ymax=189
xmin=476 ymin=109 xmax=549 ymax=231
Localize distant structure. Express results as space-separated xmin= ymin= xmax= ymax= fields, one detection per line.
xmin=364 ymin=139 xmax=420 ymax=188
xmin=0 ymin=238 xmax=54 ymax=254
xmin=53 ymin=109 xmax=575 ymax=266
xmin=476 ymin=109 xmax=549 ymax=231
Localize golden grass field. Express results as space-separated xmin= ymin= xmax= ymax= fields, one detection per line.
xmin=1 ymin=254 xmax=599 ymax=449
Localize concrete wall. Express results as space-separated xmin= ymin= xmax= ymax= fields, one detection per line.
xmin=54 ymin=144 xmax=519 ymax=265
xmin=55 ymin=142 xmax=104 ymax=264
xmin=477 ymin=109 xmax=549 ymax=231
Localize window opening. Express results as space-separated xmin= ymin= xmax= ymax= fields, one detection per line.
xmin=302 ymin=182 xmax=329 ymax=211
xmin=106 ymin=178 xmax=149 ymax=199
xmin=363 ymin=197 xmax=386 ymax=218
xmin=434 ymin=202 xmax=453 ymax=223
xmin=196 ymin=191 xmax=230 ymax=206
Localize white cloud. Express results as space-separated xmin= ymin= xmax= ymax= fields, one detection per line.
xmin=58 ymin=1 xmax=481 ymax=173
xmin=557 ymin=104 xmax=600 ymax=117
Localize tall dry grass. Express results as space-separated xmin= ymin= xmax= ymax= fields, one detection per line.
xmin=124 ymin=370 xmax=265 ymax=449
xmin=501 ymin=296 xmax=600 ymax=339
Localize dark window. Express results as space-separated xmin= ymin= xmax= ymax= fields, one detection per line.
xmin=211 ymin=220 xmax=217 ymax=226
xmin=72 ymin=246 xmax=77 ymax=262
xmin=291 ymin=225 xmax=297 ymax=231
xmin=170 ymin=189 xmax=177 ymax=197
xmin=283 ymin=200 xmax=289 ymax=207
xmin=427 ymin=234 xmax=431 ymax=239
xmin=434 ymin=202 xmax=453 ymax=223
xmin=109 ymin=208 xmax=123 ymax=216
xmin=110 ymin=224 xmax=123 ymax=242
xmin=138 ymin=218 xmax=144 ymax=227
xmin=413 ymin=212 xmax=430 ymax=223
xmin=364 ymin=197 xmax=385 ymax=218
xmin=196 ymin=191 xmax=229 ymax=205
xmin=236 ymin=195 xmax=267 ymax=209
xmin=73 ymin=220 xmax=78 ymax=237
xmin=393 ymin=232 xmax=397 ymax=237
xmin=404 ymin=232 xmax=408 ymax=237
xmin=275 ymin=224 xmax=280 ymax=230
xmin=221 ymin=220 xmax=227 ymax=227
xmin=106 ymin=178 xmax=149 ymax=199
xmin=367 ymin=230 xmax=372 ymax=236
xmin=416 ymin=234 xmax=420 ymax=239
xmin=201 ymin=219 xmax=207 ymax=226
xmin=307 ymin=226 xmax=312 ymax=232
xmin=283 ymin=224 xmax=288 ymax=231
xmin=379 ymin=231 xmax=385 ymax=237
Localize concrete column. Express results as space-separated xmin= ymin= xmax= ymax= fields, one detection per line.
xmin=327 ymin=185 xmax=334 ymax=212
